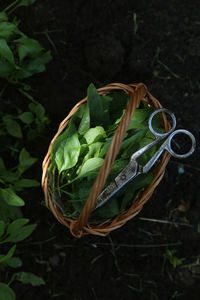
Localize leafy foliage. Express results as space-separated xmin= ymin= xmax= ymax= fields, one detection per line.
xmin=0 ymin=282 xmax=15 ymax=300
xmin=49 ymin=84 xmax=164 ymax=219
xmin=0 ymin=8 xmax=51 ymax=84
xmin=0 ymin=3 xmax=47 ymax=298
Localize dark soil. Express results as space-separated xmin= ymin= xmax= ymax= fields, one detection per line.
xmin=1 ymin=0 xmax=200 ymax=299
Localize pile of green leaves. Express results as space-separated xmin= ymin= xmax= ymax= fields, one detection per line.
xmin=0 ymin=1 xmax=52 ymax=83
xmin=49 ymin=84 xmax=164 ymax=220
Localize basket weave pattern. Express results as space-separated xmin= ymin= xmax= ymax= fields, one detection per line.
xmin=42 ymin=83 xmax=171 ymax=237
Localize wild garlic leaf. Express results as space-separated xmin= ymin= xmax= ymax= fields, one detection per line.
xmin=92 ymin=196 xmax=120 ymax=218
xmin=99 ymin=137 xmax=112 ymax=157
xmin=83 ymin=142 xmax=103 ymax=162
xmin=78 ymin=102 xmax=90 ymax=135
xmin=83 ymin=126 xmax=106 ymax=144
xmin=87 ymin=83 xmax=105 ymax=127
xmin=119 ymin=129 xmax=148 ymax=155
xmin=127 ymin=107 xmax=155 ymax=130
xmin=77 ymin=157 xmax=104 ymax=179
xmin=54 ymin=123 xmax=81 ymax=173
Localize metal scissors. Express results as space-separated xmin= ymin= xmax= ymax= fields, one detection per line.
xmin=94 ymin=108 xmax=196 ymax=210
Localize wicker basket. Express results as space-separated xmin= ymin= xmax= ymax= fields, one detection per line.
xmin=42 ymin=83 xmax=171 ymax=238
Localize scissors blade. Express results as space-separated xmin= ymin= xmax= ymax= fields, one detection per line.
xmin=95 ymin=160 xmax=139 ymax=210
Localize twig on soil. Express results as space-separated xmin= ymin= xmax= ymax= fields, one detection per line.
xmin=94 ymin=241 xmax=182 ymax=248
xmin=108 ymin=235 xmax=121 ymax=272
xmin=139 ymin=217 xmax=193 ymax=228
xmin=152 ymin=47 xmax=180 ymax=79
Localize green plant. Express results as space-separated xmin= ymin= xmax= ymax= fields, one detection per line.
xmin=0 ymin=3 xmax=52 ymax=84
xmin=48 ymin=84 xmax=164 ymax=219
xmin=0 ymin=102 xmax=50 ymax=140
xmin=0 ymin=148 xmax=44 ymax=299
xmin=164 ymin=249 xmax=182 ymax=268
xmin=0 ymin=2 xmax=49 ymax=298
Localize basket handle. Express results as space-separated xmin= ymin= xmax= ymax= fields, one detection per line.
xmin=70 ymin=83 xmax=147 ymax=237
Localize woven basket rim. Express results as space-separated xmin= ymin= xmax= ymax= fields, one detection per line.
xmin=41 ymin=82 xmax=171 ymax=237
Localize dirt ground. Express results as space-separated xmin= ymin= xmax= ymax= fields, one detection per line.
xmin=1 ymin=0 xmax=200 ymax=299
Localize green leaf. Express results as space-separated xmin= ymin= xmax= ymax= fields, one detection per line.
xmin=87 ymin=83 xmax=105 ymax=127
xmin=3 ymin=224 xmax=37 ymax=243
xmin=0 ymin=188 xmax=24 ymax=206
xmin=34 ymin=104 xmax=45 ymax=119
xmin=0 ymin=22 xmax=18 ymax=39
xmin=93 ymin=196 xmax=120 ymax=218
xmin=83 ymin=126 xmax=106 ymax=144
xmin=0 ymin=200 xmax=23 ymax=222
xmin=2 ymin=116 xmax=22 ymax=138
xmin=13 ymin=272 xmax=45 ymax=286
xmin=119 ymin=129 xmax=148 ymax=157
xmin=0 ymin=220 xmax=5 ymax=237
xmin=14 ymin=36 xmax=43 ymax=62
xmin=18 ymin=148 xmax=37 ymax=174
xmin=22 ymin=51 xmax=52 ymax=76
xmin=5 ymin=257 xmax=22 ymax=268
xmin=108 ymin=91 xmax=130 ymax=124
xmin=54 ymin=123 xmax=81 ymax=173
xmin=17 ymin=0 xmax=37 ymax=7
xmin=0 ymin=61 xmax=14 ymax=77
xmin=127 ymin=107 xmax=155 ymax=130
xmin=99 ymin=137 xmax=112 ymax=157
xmin=0 ymin=12 xmax=8 ymax=22
xmin=0 ymin=157 xmax=6 ymax=173
xmin=18 ymin=112 xmax=34 ymax=124
xmin=0 ymin=245 xmax=16 ymax=263
xmin=7 ymin=218 xmax=29 ymax=236
xmin=78 ymin=102 xmax=90 ymax=135
xmin=0 ymin=39 xmax=15 ymax=64
xmin=83 ymin=142 xmax=103 ymax=162
xmin=109 ymin=159 xmax=129 ymax=178
xmin=14 ymin=179 xmax=40 ymax=190
xmin=0 ymin=283 xmax=16 ymax=300
xmin=0 ymin=171 xmax=19 ymax=184
xmin=77 ymin=157 xmax=104 ymax=179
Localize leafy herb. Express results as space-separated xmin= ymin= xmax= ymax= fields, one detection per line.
xmin=49 ymin=84 xmax=164 ymax=220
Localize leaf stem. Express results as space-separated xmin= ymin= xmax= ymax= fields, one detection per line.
xmin=3 ymin=0 xmax=19 ymax=13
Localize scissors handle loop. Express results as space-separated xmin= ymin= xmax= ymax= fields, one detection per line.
xmin=166 ymin=129 xmax=196 ymax=159
xmin=148 ymin=108 xmax=176 ymax=137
